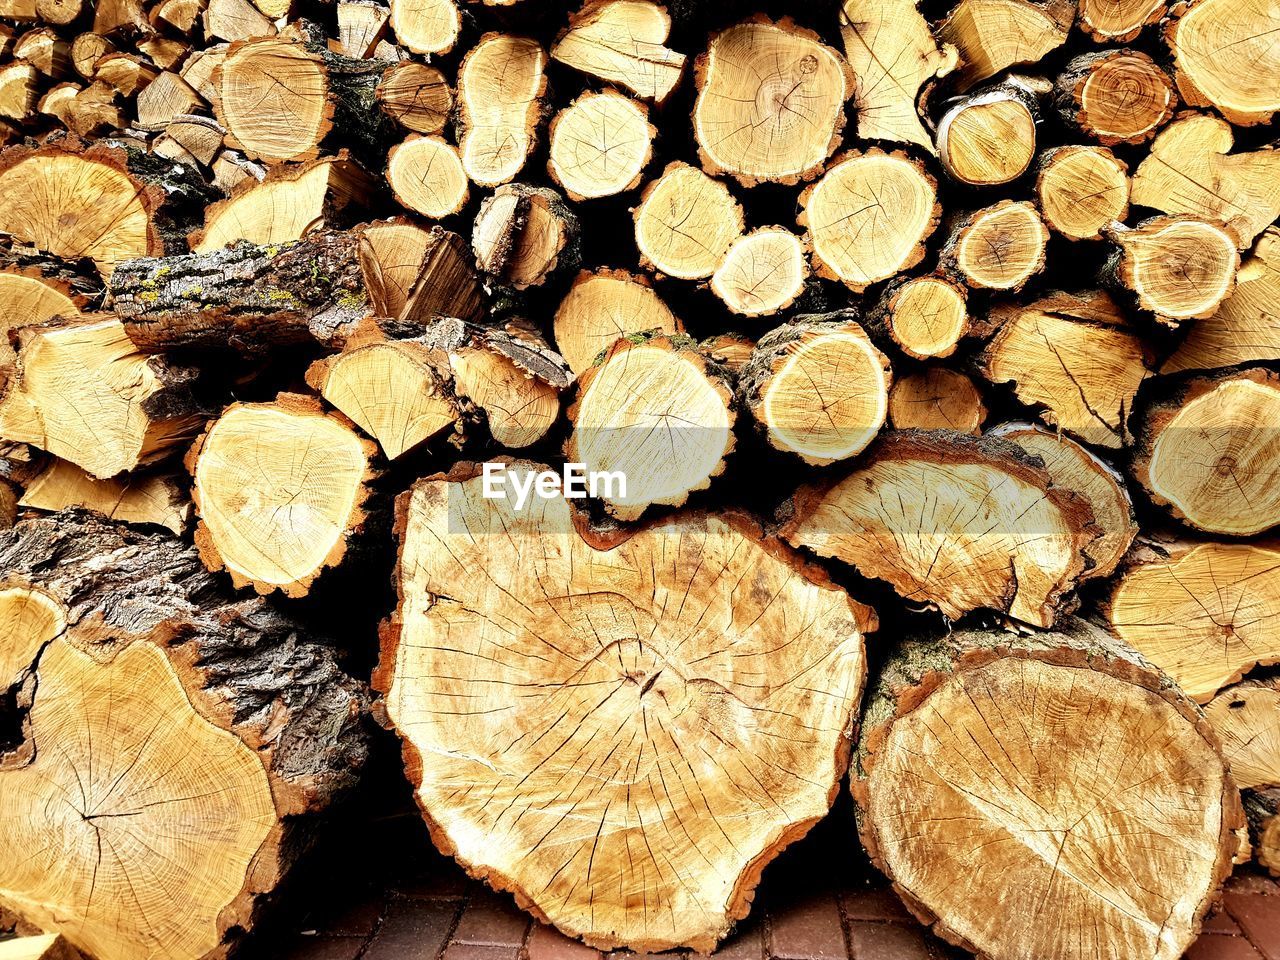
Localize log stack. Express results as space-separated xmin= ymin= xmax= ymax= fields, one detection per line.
xmin=0 ymin=0 xmax=1276 ymax=957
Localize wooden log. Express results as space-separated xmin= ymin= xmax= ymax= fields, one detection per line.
xmin=165 ymin=114 xmax=226 ymax=165
xmin=188 ymin=393 xmax=375 ymax=596
xmin=887 ymin=367 xmax=986 ymax=434
xmin=386 ymin=134 xmax=469 ymax=218
xmin=1077 ymin=0 xmax=1165 ymax=40
xmin=633 ymin=161 xmax=743 ymax=280
xmin=136 ymin=37 xmax=190 ymax=71
xmin=70 ymin=33 xmax=113 ymax=80
xmin=472 ymin=182 xmax=580 ymax=290
xmin=19 ymin=456 xmax=190 ymax=533
xmin=837 ymin=0 xmax=957 ymax=154
xmin=1105 ymin=536 xmax=1280 ymax=700
xmin=389 ymin=0 xmax=457 ymax=54
xmin=853 ymin=619 xmax=1242 ymax=960
xmin=456 ymin=32 xmax=545 ymax=187
xmin=1247 ymin=789 xmax=1280 ymax=877
xmin=694 ymin=17 xmax=851 ymax=187
xmin=780 ymin=430 xmax=1099 ymax=626
xmin=14 ymin=28 xmax=70 ymax=78
xmin=337 ymin=1 xmax=391 ymax=57
xmin=375 ymin=60 xmax=451 ymax=134
xmin=0 ymin=316 xmax=205 ymax=479
xmin=988 ymin=422 xmax=1137 ymax=579
xmin=935 ymin=0 xmax=1072 ymax=90
xmin=359 ymin=218 xmax=485 ymax=326
xmin=1162 ymin=227 xmax=1280 ymax=374
xmin=866 ymin=275 xmax=970 ymax=360
xmin=1205 ymin=679 xmax=1280 ymax=791
xmin=738 ymin=315 xmax=890 ymax=466
xmin=710 ymin=227 xmax=808 ymax=318
xmin=1130 ymin=113 xmax=1280 ymax=250
xmin=799 ymin=150 xmax=939 ymax=292
xmin=0 ymin=934 xmax=83 ymax=960
xmin=567 ymin=334 xmax=734 ymax=520
xmin=0 ymin=63 xmax=39 ymax=122
xmin=547 ymin=91 xmax=653 ymax=201
xmin=1035 ymin=145 xmax=1129 ymax=241
xmin=202 ymin=0 xmax=275 ymax=42
xmin=1166 ymin=0 xmax=1280 ymax=126
xmin=1103 ymin=215 xmax=1239 ymax=326
xmin=1053 ymin=50 xmax=1175 ymax=146
xmin=134 ymin=73 xmax=206 ymax=132
xmin=0 ymin=236 xmax=98 ymax=378
xmin=94 ymin=52 xmax=159 ymax=96
xmin=375 ymin=460 xmax=874 ymax=951
xmin=940 ymin=200 xmax=1048 ymax=292
xmin=552 ymin=268 xmax=682 ymax=377
xmin=551 ymin=0 xmax=686 ymax=103
xmin=0 ymin=510 xmax=368 ymax=960
xmin=978 ymin=290 xmax=1152 ymax=449
xmin=37 ymin=82 xmax=80 ymax=127
xmin=62 ymin=81 xmax=123 ymax=137
xmin=699 ymin=332 xmax=755 ymax=372
xmin=935 ymin=76 xmax=1044 ymax=186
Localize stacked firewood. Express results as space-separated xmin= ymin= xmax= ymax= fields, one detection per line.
xmin=0 ymin=0 xmax=1278 ymax=958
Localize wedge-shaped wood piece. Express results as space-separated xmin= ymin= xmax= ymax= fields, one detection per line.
xmin=980 ymin=291 xmax=1152 ymax=449
xmin=189 ymin=393 xmax=375 ymax=596
xmin=738 ymin=315 xmax=890 ymax=466
xmin=1131 ymin=113 xmax=1280 ymax=249
xmin=0 ymin=316 xmax=204 ymax=479
xmin=567 ymin=334 xmax=734 ymax=520
xmin=377 ymin=462 xmax=873 ymax=952
xmin=838 ymin=0 xmax=957 ymax=153
xmin=854 ymin=620 xmax=1242 ymax=960
xmin=694 ymin=17 xmax=852 ymax=186
xmin=359 ymin=218 xmax=485 ymax=326
xmin=1106 ymin=537 xmax=1280 ymax=700
xmin=214 ymin=37 xmax=332 ymax=164
xmin=888 ymin=367 xmax=986 ymax=434
xmin=457 ymin=33 xmax=546 ymax=187
xmin=20 ymin=457 xmax=189 ymax=533
xmin=0 ymin=511 xmax=367 ymax=960
xmin=1163 ymin=228 xmax=1280 ymax=373
xmin=781 ymin=430 xmax=1099 ymax=626
xmin=551 ymin=0 xmax=685 ymax=103
xmin=633 ymin=161 xmax=742 ymax=280
xmin=1167 ymin=0 xmax=1280 ymax=125
xmin=553 ymin=268 xmax=682 ymax=377
xmin=936 ymin=0 xmax=1072 ymax=90
xmin=1035 ymin=145 xmax=1129 ymax=241
xmin=547 ymin=91 xmax=653 ymax=201
xmin=1206 ymin=679 xmax=1280 ymax=790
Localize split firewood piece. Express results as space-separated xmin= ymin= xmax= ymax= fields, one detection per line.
xmin=935 ymin=0 xmax=1073 ymax=90
xmin=70 ymin=33 xmax=112 ymax=79
xmin=567 ymin=334 xmax=734 ymax=519
xmin=457 ymin=33 xmax=546 ymax=187
xmin=1078 ymin=0 xmax=1165 ymax=40
xmin=420 ymin=317 xmax=570 ymax=447
xmin=633 ymin=161 xmax=743 ymax=280
xmin=0 ymin=481 xmax=16 ymax=528
xmin=979 ymin=290 xmax=1152 ymax=448
xmin=738 ymin=316 xmax=889 ymax=466
xmin=838 ymin=0 xmax=957 ymax=153
xmin=38 ymin=82 xmax=80 ymax=127
xmin=152 ymin=0 xmax=202 ymax=34
xmin=866 ymin=275 xmax=970 ymax=360
xmin=191 ymin=154 xmax=372 ymax=253
xmin=553 ymin=268 xmax=682 ymax=376
xmin=390 ymin=0 xmax=458 ymax=54
xmin=377 ymin=462 xmax=872 ymax=951
xmin=0 ymin=140 xmax=163 ymax=278
xmin=693 ymin=17 xmax=853 ymax=186
xmin=376 ymin=60 xmax=451 ymax=134
xmin=61 ymin=82 xmax=122 ymax=137
xmin=1248 ymin=790 xmax=1280 ymax=877
xmin=135 ymin=74 xmax=206 ymax=132
xmin=710 ymin=227 xmax=808 ymax=318
xmin=181 ymin=46 xmax=228 ymax=106
xmin=1163 ymin=227 xmax=1280 ymax=374
xmin=306 ymin=327 xmax=460 ymax=459
xmin=1035 ymin=145 xmax=1129 ymax=241
xmin=0 ymin=63 xmax=38 ymax=121
xmin=1105 ymin=537 xmax=1280 ymax=700
xmin=935 ymin=76 xmax=1044 ymax=186
xmin=0 ymin=441 xmax=44 ymax=487
xmin=112 ymin=229 xmax=375 ymax=352
xmin=36 ymin=0 xmax=81 ymax=24
xmin=551 ymin=0 xmax=686 ymax=103
xmin=0 ymin=934 xmax=83 ymax=960
xmin=203 ymin=0 xmax=275 ymax=42
xmin=1166 ymin=0 xmax=1280 ymax=125
xmin=700 ymin=332 xmax=755 ymax=373
xmin=940 ymin=200 xmax=1048 ymax=292
xmin=94 ymin=52 xmax=159 ymax=96
xmin=853 ymin=619 xmax=1242 ymax=960
xmin=780 ymin=430 xmax=1099 ymax=626
xmin=189 ymin=393 xmax=375 ymax=596
xmin=137 ymin=39 xmax=192 ymax=72
xmin=19 ymin=457 xmax=190 ymax=533
xmin=472 ymin=183 xmax=581 ymax=290
xmin=1130 ymin=113 xmax=1280 ymax=250
xmin=547 ymin=91 xmax=654 ymax=202
xmin=338 ymin=1 xmax=391 ymax=58
xmin=1053 ymin=50 xmax=1175 ymax=146
xmin=988 ymin=422 xmax=1137 ymax=579
xmin=799 ymin=150 xmax=939 ymax=292
xmin=0 ymin=510 xmax=368 ymax=960
xmin=386 ymin=135 xmax=469 ymax=219
xmin=1206 ymin=679 xmax=1280 ymax=790
xmin=887 ymin=367 xmax=986 ymax=434
xmin=213 ymin=38 xmax=332 ymax=164
xmin=14 ymin=28 xmax=69 ymax=78
xmin=1103 ymin=216 xmax=1239 ymax=326
xmin=0 ymin=317 xmax=204 ymax=479
xmin=0 ymin=238 xmax=98 ymax=376
xmin=165 ymin=114 xmax=226 ymax=165
xmin=360 ymin=218 xmax=485 ymax=326
xmin=1132 ymin=367 xmax=1280 ymax=536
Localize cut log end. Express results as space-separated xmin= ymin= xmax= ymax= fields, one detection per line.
xmin=1169 ymin=0 xmax=1280 ymax=126
xmin=871 ymin=276 xmax=969 ymax=359
xmin=887 ymin=367 xmax=986 ymax=434
xmin=1056 ymin=50 xmax=1174 ymax=146
xmin=710 ymin=227 xmax=808 ymax=317
xmin=551 ymin=0 xmax=685 ymax=103
xmin=1205 ymin=680 xmax=1280 ymax=791
xmin=387 ymin=135 xmax=469 ymax=219
xmin=472 ymin=183 xmax=580 ymax=291
xmin=1077 ymin=0 xmax=1165 ymax=40
xmin=376 ymin=61 xmax=452 ymax=135
xmin=390 ymin=0 xmax=460 ymax=55
xmin=214 ymin=38 xmax=332 ymax=164
xmin=457 ymin=33 xmax=545 ymax=187
xmin=943 ymin=200 xmax=1048 ymax=292
xmin=548 ymin=91 xmax=653 ymax=202
xmin=633 ymin=162 xmax=743 ymax=281
xmin=1108 ymin=216 xmax=1239 ymax=325
xmin=378 ymin=465 xmax=870 ymax=951
xmin=1036 ymin=145 xmax=1129 ymax=241
xmin=553 ymin=268 xmax=682 ymax=377
xmin=937 ymin=89 xmax=1037 ymax=186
